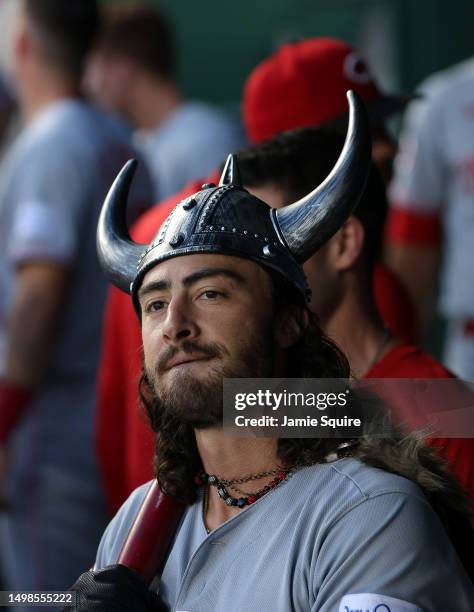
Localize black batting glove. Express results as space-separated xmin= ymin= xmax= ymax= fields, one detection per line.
xmin=64 ymin=564 xmax=168 ymax=611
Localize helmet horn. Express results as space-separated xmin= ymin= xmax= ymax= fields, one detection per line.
xmin=96 ymin=159 xmax=145 ymax=293
xmin=219 ymin=154 xmax=243 ymax=187
xmin=274 ymin=90 xmax=372 ymax=263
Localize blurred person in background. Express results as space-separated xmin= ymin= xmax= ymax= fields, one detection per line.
xmin=243 ymin=38 xmax=413 ymax=185
xmin=95 ymin=37 xmax=421 ymax=516
xmin=85 ymin=4 xmax=245 ymax=201
xmin=386 ymin=58 xmax=474 ymax=381
xmin=243 ymin=38 xmax=420 ymax=341
xmin=237 ymin=127 xmax=474 ymax=500
xmin=0 ymin=0 xmax=152 ymax=593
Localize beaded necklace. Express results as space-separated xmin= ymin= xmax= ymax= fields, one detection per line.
xmin=196 ymin=467 xmax=293 ymax=509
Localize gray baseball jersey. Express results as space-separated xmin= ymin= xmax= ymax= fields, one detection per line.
xmin=136 ymin=101 xmax=245 ymax=200
xmin=0 ymin=99 xmax=151 ymax=378
xmin=95 ymin=459 xmax=474 ymax=612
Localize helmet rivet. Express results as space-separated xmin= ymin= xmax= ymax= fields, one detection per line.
xmin=232 ymin=228 xmax=237 ymax=232
xmin=221 ymin=226 xmax=225 ymax=231
xmin=182 ymin=198 xmax=197 ymax=211
xmin=254 ymin=233 xmax=258 ymax=238
xmin=263 ymin=244 xmax=275 ymax=257
xmin=209 ymin=226 xmax=214 ymax=231
xmin=244 ymin=230 xmax=248 ymax=235
xmin=201 ymin=182 xmax=216 ymax=190
xmin=169 ymin=233 xmax=185 ymax=248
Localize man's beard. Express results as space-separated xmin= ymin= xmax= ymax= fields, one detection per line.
xmin=145 ymin=328 xmax=274 ymax=429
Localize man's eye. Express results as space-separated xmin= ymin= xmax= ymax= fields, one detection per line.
xmin=147 ymin=300 xmax=166 ymax=312
xmin=200 ymin=290 xmax=222 ymax=300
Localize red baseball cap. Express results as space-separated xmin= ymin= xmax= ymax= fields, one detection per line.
xmin=243 ymin=37 xmax=412 ymax=144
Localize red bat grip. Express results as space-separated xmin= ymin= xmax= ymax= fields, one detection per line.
xmin=118 ymin=481 xmax=185 ymax=585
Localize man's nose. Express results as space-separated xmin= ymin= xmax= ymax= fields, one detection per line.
xmin=162 ymin=298 xmax=199 ymax=342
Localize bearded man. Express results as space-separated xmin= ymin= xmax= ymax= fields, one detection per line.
xmin=69 ymin=93 xmax=473 ymax=612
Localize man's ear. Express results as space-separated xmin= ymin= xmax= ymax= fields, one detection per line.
xmin=330 ymin=216 xmax=365 ymax=271
xmin=273 ymin=306 xmax=309 ymax=349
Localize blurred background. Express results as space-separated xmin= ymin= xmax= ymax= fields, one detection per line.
xmin=99 ymin=0 xmax=473 ymax=111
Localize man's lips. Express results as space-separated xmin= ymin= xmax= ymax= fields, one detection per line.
xmin=163 ymin=354 xmax=214 ymax=371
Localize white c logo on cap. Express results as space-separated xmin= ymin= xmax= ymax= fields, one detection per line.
xmin=343 ymin=52 xmax=372 ymax=85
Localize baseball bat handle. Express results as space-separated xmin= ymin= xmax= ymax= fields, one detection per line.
xmin=118 ymin=480 xmax=185 ymax=585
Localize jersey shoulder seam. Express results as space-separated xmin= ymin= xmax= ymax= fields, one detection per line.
xmin=325 ymin=487 xmax=429 ymax=533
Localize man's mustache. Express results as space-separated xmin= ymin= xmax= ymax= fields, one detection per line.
xmin=156 ymin=340 xmax=228 ymax=373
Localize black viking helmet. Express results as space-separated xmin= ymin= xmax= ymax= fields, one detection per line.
xmin=97 ymin=91 xmax=371 ymax=310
